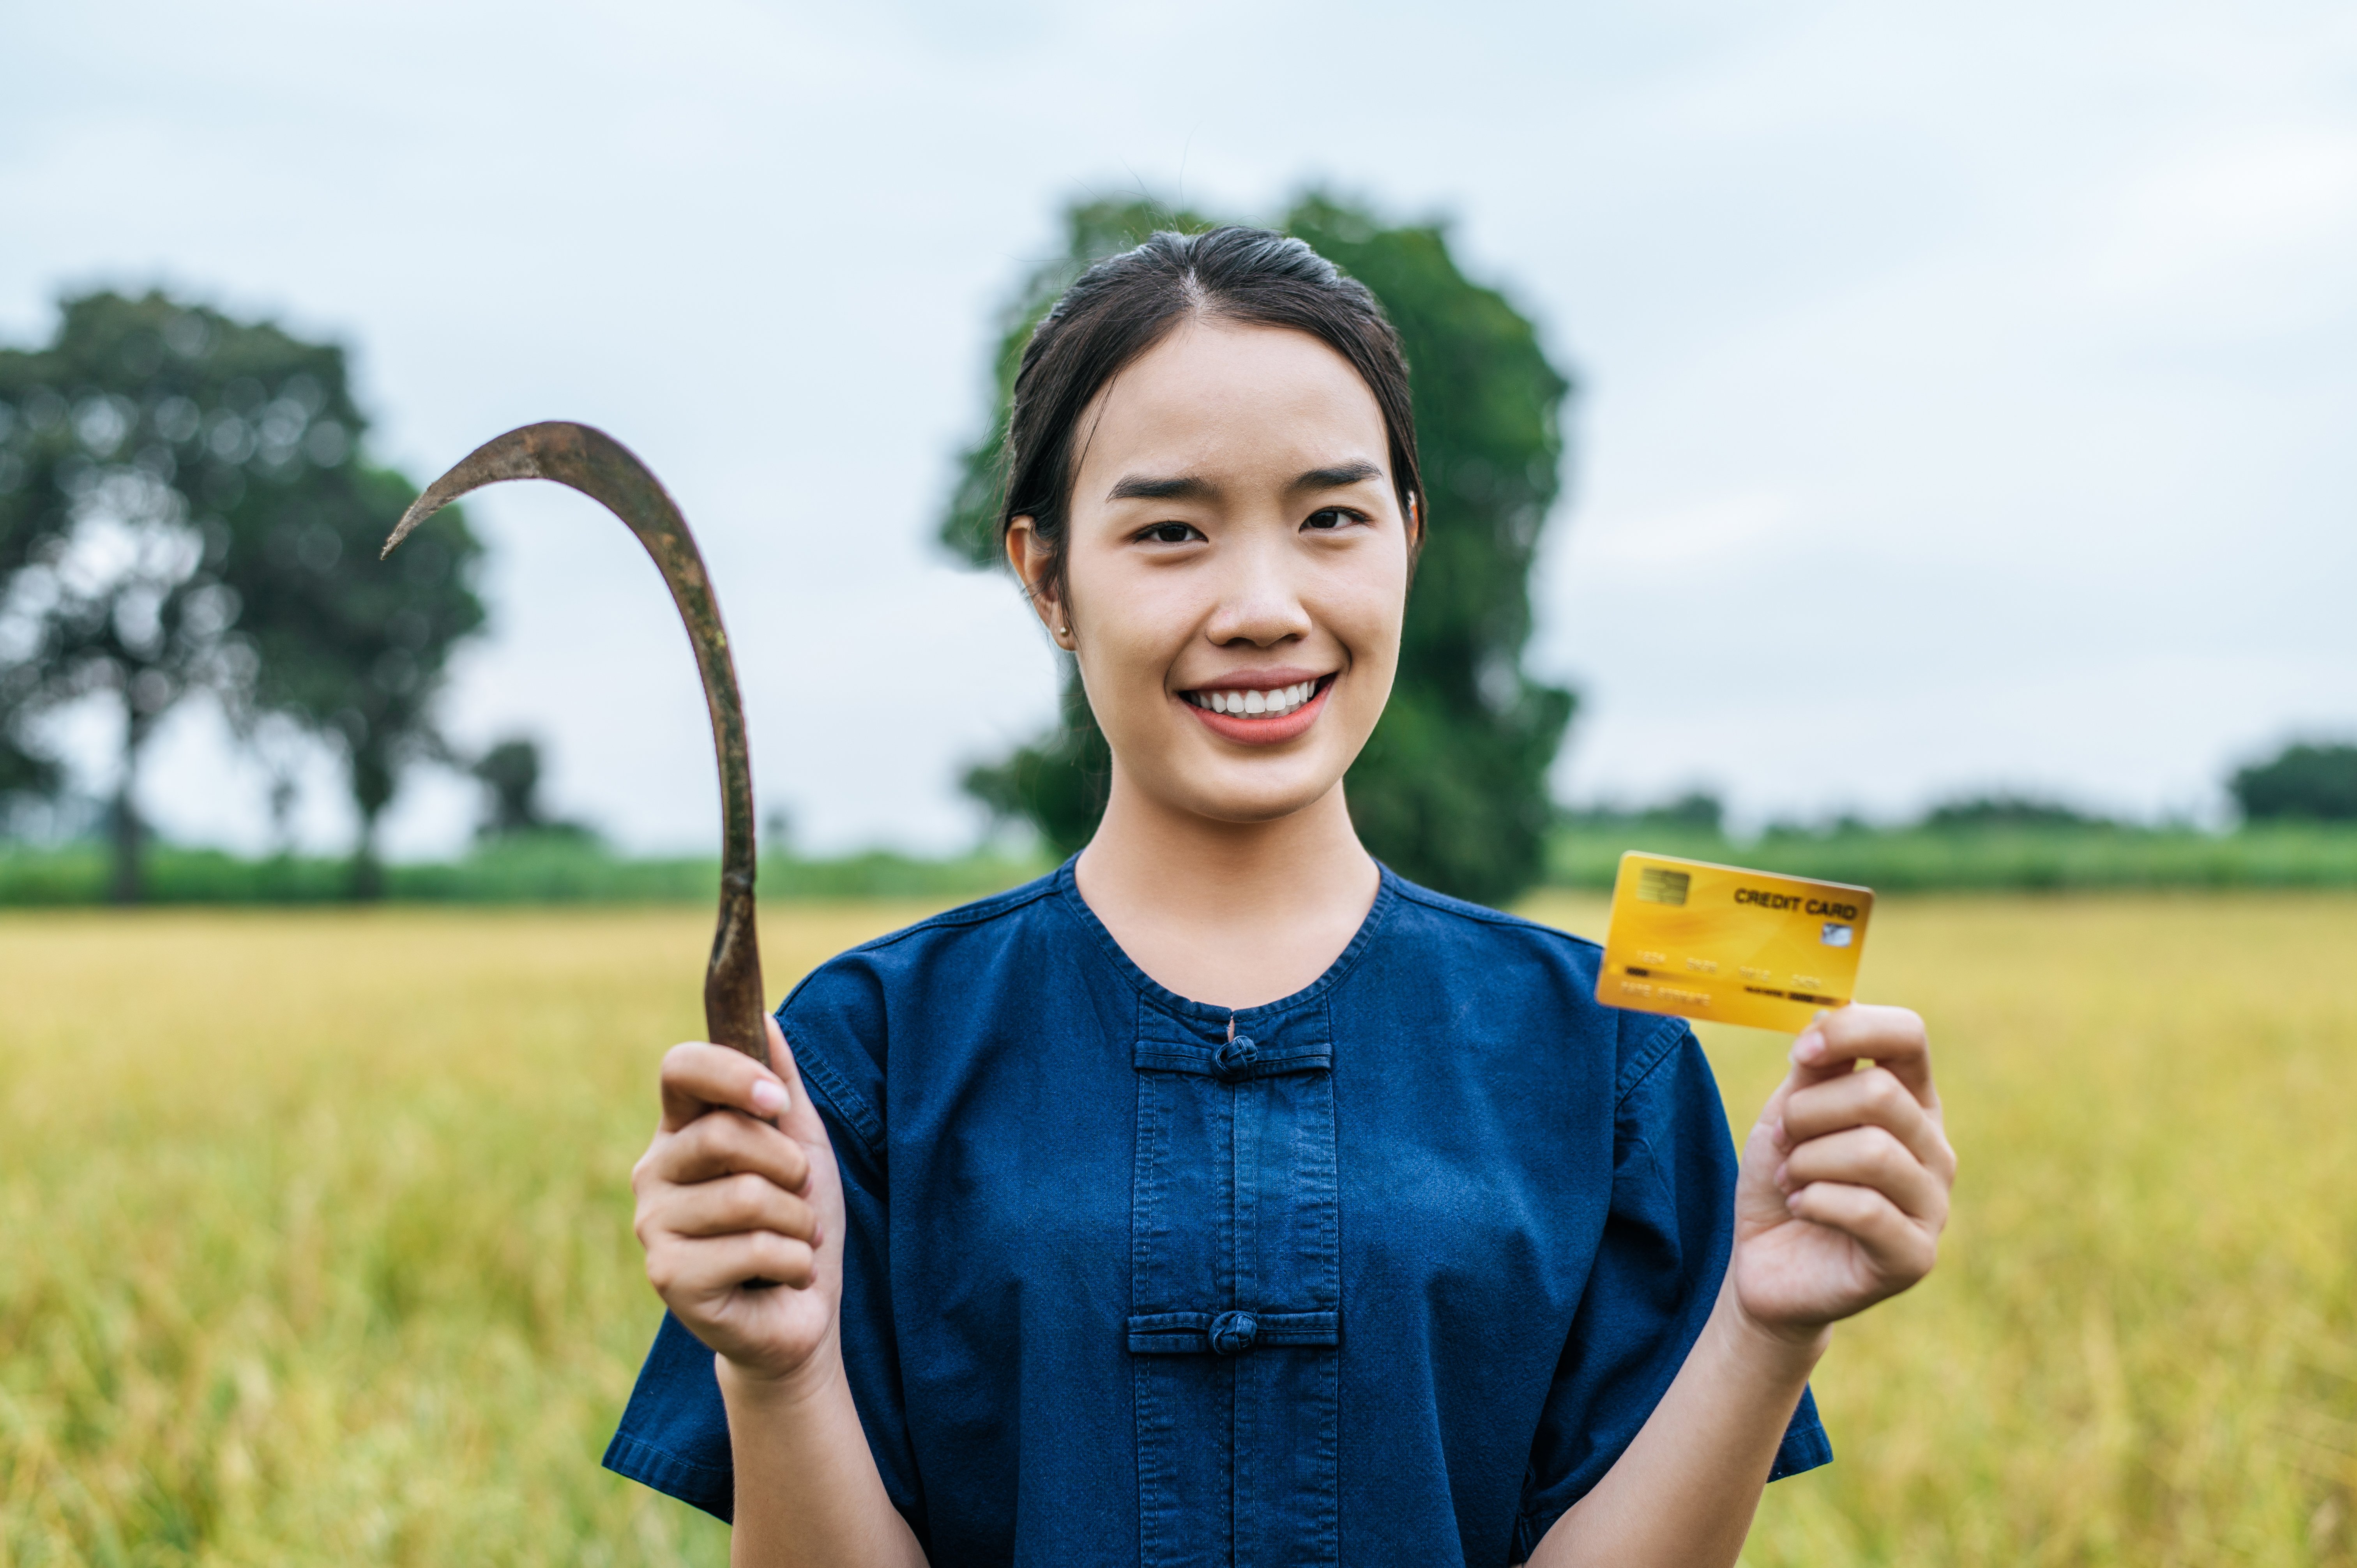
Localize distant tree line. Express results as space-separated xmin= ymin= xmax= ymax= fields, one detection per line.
xmin=0 ymin=290 xmax=509 ymax=898
xmin=10 ymin=274 xmax=2346 ymax=909
xmin=1568 ymin=741 xmax=2357 ymax=837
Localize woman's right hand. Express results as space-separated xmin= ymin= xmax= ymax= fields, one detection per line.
xmin=631 ymin=1015 xmax=847 ymax=1386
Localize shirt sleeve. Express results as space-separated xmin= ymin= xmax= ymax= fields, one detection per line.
xmin=603 ymin=972 xmax=924 ymax=1537
xmin=1511 ymin=1019 xmax=1832 ymax=1558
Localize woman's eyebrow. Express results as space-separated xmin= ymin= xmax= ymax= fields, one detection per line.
xmin=1107 ymin=473 xmax=1217 ymax=503
xmin=1290 ymin=460 xmax=1383 ymax=493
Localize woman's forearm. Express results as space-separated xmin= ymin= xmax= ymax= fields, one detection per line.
xmin=1528 ymin=1275 xmax=1825 ymax=1568
xmin=719 ymin=1349 xmax=929 ymax=1568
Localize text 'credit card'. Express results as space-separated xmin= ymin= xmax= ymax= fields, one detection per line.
xmin=1597 ymin=852 xmax=1875 ymax=1034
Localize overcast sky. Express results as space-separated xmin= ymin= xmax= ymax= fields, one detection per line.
xmin=7 ymin=0 xmax=2354 ymax=855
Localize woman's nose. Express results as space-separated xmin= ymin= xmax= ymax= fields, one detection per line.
xmin=1205 ymin=540 xmax=1313 ymax=646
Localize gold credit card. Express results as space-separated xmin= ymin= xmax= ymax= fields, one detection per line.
xmin=1596 ymin=852 xmax=1874 ymax=1034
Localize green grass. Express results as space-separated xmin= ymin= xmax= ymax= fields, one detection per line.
xmin=4 ymin=895 xmax=2354 ymax=1563
xmin=8 ymin=823 xmax=2354 ymax=909
xmin=1546 ymin=823 xmax=2357 ymax=892
xmin=0 ymin=839 xmax=1050 ymax=907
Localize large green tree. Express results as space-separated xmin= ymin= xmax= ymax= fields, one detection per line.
xmin=228 ymin=457 xmax=486 ymax=897
xmin=0 ymin=699 xmax=61 ymax=835
xmin=944 ymin=195 xmax=1577 ymax=904
xmin=2230 ymin=742 xmax=2357 ymax=823
xmin=0 ymin=290 xmax=486 ymax=897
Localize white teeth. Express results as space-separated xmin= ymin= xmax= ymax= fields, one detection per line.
xmin=1193 ymin=680 xmax=1322 ymax=717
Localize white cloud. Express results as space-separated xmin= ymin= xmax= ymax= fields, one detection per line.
xmin=2090 ymin=127 xmax=2357 ymax=308
xmin=1573 ymin=492 xmax=1802 ymax=571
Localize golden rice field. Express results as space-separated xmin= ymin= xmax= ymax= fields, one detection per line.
xmin=2 ymin=892 xmax=2354 ymax=1566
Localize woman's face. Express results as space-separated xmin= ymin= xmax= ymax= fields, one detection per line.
xmin=1009 ymin=318 xmax=1416 ymax=826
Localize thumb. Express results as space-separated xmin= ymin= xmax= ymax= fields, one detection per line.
xmin=762 ymin=1015 xmax=835 ymax=1151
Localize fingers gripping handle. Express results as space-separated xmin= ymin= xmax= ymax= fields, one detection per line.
xmin=384 ymin=422 xmax=769 ymax=1065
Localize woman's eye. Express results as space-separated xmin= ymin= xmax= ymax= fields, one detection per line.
xmin=1140 ymin=522 xmax=1200 ymax=544
xmin=1304 ymin=507 xmax=1362 ymax=531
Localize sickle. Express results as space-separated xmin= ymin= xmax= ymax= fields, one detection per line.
xmin=382 ymin=422 xmax=768 ymax=1065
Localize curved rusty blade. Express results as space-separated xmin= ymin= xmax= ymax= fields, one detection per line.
xmin=383 ymin=422 xmax=768 ymax=1065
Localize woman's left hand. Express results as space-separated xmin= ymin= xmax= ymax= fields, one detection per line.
xmin=1730 ymin=1004 xmax=1956 ymax=1344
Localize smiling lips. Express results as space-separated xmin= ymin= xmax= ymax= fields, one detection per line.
xmin=1185 ymin=679 xmax=1319 ymax=718
xmin=1179 ymin=674 xmax=1336 ymax=744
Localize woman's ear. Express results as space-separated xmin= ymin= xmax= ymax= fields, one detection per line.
xmin=1004 ymin=517 xmax=1074 ymax=648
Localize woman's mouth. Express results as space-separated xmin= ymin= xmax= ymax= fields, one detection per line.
xmin=1181 ymin=678 xmax=1322 ymax=718
xmin=1177 ymin=674 xmax=1336 ymax=744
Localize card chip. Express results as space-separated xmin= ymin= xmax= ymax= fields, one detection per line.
xmin=1637 ymin=867 xmax=1690 ymax=906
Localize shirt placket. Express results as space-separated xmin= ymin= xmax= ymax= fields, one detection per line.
xmin=1129 ymin=999 xmax=1341 ymax=1568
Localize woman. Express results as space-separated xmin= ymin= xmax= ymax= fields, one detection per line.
xmin=606 ymin=227 xmax=1955 ymax=1566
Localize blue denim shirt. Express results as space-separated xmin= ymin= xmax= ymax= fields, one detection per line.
xmin=606 ymin=862 xmax=1829 ymax=1564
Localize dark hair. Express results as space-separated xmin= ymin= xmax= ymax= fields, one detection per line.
xmin=998 ymin=226 xmax=1423 ymax=605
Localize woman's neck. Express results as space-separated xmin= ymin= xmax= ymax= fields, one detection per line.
xmin=1074 ymin=765 xmax=1380 ymax=1011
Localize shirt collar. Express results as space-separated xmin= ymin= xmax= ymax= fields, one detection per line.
xmin=1050 ymin=855 xmax=1400 ymax=1037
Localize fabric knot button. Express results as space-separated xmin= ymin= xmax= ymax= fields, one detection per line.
xmin=1208 ymin=1311 xmax=1258 ymax=1356
xmin=1213 ymin=1036 xmax=1258 ymax=1082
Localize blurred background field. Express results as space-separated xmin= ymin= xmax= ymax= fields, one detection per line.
xmin=10 ymin=817 xmax=2357 ymax=911
xmin=0 ymin=841 xmax=1047 ymax=909
xmin=5 ymin=893 xmax=2354 ymax=1565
